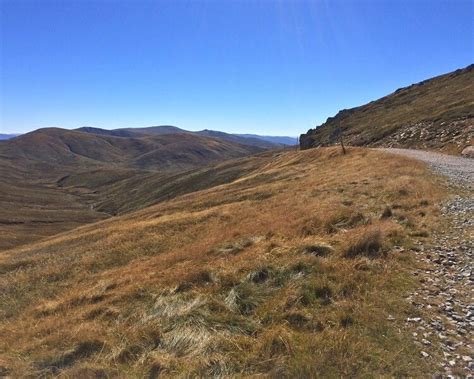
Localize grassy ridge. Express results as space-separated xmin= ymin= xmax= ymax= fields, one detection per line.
xmin=0 ymin=128 xmax=270 ymax=250
xmin=300 ymin=64 xmax=474 ymax=152
xmin=0 ymin=148 xmax=446 ymax=377
xmin=1 ymin=127 xmax=264 ymax=171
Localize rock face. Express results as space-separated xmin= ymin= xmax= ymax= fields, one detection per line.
xmin=461 ymin=146 xmax=474 ymax=158
xmin=300 ymin=64 xmax=474 ymax=154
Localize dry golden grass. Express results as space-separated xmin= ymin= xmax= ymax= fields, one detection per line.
xmin=0 ymin=147 xmax=446 ymax=377
xmin=300 ymin=65 xmax=473 ymax=151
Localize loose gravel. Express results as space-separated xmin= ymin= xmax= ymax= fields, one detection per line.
xmin=377 ymin=148 xmax=473 ymax=189
xmin=378 ymin=148 xmax=473 ymax=377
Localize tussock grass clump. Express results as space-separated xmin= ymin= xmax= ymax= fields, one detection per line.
xmin=300 ymin=243 xmax=334 ymax=257
xmin=84 ymin=306 xmax=119 ymax=320
xmin=176 ymin=270 xmax=215 ymax=292
xmin=340 ymin=315 xmax=354 ymax=328
xmin=110 ymin=323 xmax=161 ymax=363
xmin=247 ymin=266 xmax=271 ymax=283
xmin=301 ymin=210 xmax=370 ymax=236
xmin=259 ymin=328 xmax=293 ymax=359
xmin=150 ymin=292 xmax=206 ymax=319
xmin=284 ymin=311 xmax=312 ymax=329
xmin=344 ymin=228 xmax=387 ymax=259
xmin=300 ymin=283 xmax=333 ymax=306
xmin=148 ymin=363 xmax=165 ymax=379
xmin=289 ymin=261 xmax=313 ymax=275
xmin=212 ymin=236 xmax=263 ymax=255
xmin=39 ymin=340 xmax=105 ymax=372
xmin=324 ymin=210 xmax=370 ymax=234
xmin=161 ymin=325 xmax=214 ymax=356
xmin=225 ymin=283 xmax=267 ymax=315
xmin=381 ymin=206 xmax=393 ymax=219
xmin=300 ymin=216 xmax=323 ymax=236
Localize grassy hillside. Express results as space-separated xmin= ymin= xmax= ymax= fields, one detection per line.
xmin=78 ymin=125 xmax=284 ymax=149
xmin=0 ymin=128 xmax=268 ymax=250
xmin=57 ymin=153 xmax=272 ymax=215
xmin=300 ymin=65 xmax=474 ymax=153
xmin=76 ymin=125 xmax=186 ymax=138
xmin=0 ymin=147 xmax=447 ymax=377
xmin=1 ymin=127 xmax=264 ymax=172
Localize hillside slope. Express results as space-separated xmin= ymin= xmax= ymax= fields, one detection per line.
xmin=300 ymin=65 xmax=474 ymax=153
xmin=0 ymin=128 xmax=268 ymax=250
xmin=77 ymin=125 xmax=292 ymax=148
xmin=1 ymin=127 xmax=264 ymax=172
xmin=0 ymin=147 xmax=447 ymax=377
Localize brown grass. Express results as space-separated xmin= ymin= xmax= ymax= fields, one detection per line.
xmin=0 ymin=147 xmax=446 ymax=377
xmin=300 ymin=64 xmax=473 ymax=153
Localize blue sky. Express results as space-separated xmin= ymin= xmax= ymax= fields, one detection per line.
xmin=1 ymin=0 xmax=472 ymax=135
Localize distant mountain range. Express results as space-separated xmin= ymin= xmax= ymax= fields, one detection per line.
xmin=1 ymin=127 xmax=268 ymax=173
xmin=0 ymin=133 xmax=20 ymax=140
xmin=1 ymin=127 xmax=297 ymax=147
xmin=76 ymin=126 xmax=297 ymax=148
xmin=0 ymin=125 xmax=281 ymax=249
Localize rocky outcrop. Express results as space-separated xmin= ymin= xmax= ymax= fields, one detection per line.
xmin=300 ymin=64 xmax=474 ymax=154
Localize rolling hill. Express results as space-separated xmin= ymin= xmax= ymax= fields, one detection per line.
xmin=77 ymin=125 xmax=295 ymax=148
xmin=0 ymin=147 xmax=447 ymax=377
xmin=2 ymin=127 xmax=264 ymax=172
xmin=76 ymin=125 xmax=186 ymax=138
xmin=0 ymin=127 xmax=272 ymax=250
xmin=1 ymin=62 xmax=471 ymax=378
xmin=300 ymin=64 xmax=474 ymax=153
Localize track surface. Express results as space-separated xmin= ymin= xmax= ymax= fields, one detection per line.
xmin=379 ymin=148 xmax=473 ymax=376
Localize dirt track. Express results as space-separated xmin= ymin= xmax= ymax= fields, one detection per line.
xmin=379 ymin=148 xmax=473 ymax=376
xmin=377 ymin=148 xmax=473 ymax=188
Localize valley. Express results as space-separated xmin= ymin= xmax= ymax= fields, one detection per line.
xmin=0 ymin=128 xmax=281 ymax=250
xmin=0 ymin=65 xmax=472 ymax=377
xmin=1 ymin=146 xmax=452 ymax=377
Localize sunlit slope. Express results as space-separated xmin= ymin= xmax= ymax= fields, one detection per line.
xmin=0 ymin=151 xmax=275 ymax=251
xmin=0 ymin=148 xmax=445 ymax=377
xmin=300 ymin=64 xmax=473 ymax=152
xmin=0 ymin=129 xmax=269 ymax=250
xmin=1 ymin=127 xmax=264 ymax=172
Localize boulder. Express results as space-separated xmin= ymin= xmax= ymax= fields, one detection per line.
xmin=461 ymin=146 xmax=474 ymax=158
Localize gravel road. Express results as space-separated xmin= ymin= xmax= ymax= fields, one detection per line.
xmin=377 ymin=148 xmax=473 ymax=188
xmin=379 ymin=148 xmax=473 ymax=377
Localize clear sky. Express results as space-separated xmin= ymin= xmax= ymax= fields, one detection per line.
xmin=0 ymin=0 xmax=472 ymax=135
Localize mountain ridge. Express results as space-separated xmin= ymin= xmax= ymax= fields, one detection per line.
xmin=300 ymin=64 xmax=474 ymax=153
xmin=77 ymin=125 xmax=295 ymax=148
xmin=0 ymin=127 xmax=275 ymax=250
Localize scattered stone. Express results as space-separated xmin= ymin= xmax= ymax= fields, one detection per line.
xmin=461 ymin=145 xmax=474 ymax=158
xmin=383 ymin=149 xmax=474 ymax=377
